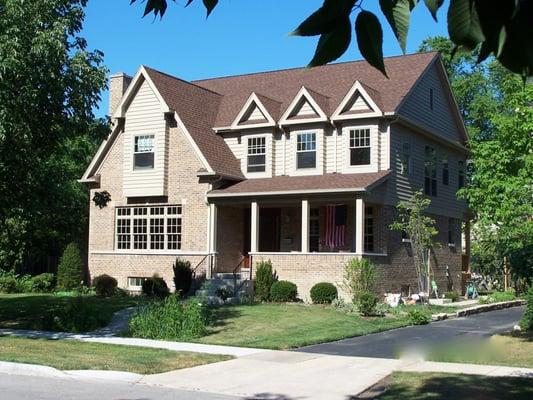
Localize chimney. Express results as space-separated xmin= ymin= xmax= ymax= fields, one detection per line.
xmin=108 ymin=72 xmax=132 ymax=117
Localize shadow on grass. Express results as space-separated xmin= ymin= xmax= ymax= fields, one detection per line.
xmin=207 ymin=305 xmax=242 ymax=330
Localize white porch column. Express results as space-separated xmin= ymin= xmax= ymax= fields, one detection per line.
xmin=301 ymin=199 xmax=310 ymax=253
xmin=251 ymin=201 xmax=259 ymax=253
xmin=355 ymin=197 xmax=365 ymax=254
xmin=207 ymin=203 xmax=218 ymax=279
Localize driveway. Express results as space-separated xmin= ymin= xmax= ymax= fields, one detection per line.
xmin=296 ymin=306 xmax=525 ymax=359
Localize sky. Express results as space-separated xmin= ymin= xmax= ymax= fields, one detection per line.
xmin=82 ymin=0 xmax=450 ymax=117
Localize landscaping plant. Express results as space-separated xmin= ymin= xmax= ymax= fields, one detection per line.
xmin=57 ymin=243 xmax=85 ymax=290
xmin=444 ymin=291 xmax=460 ymax=302
xmin=342 ymin=258 xmax=377 ymax=303
xmin=520 ymin=286 xmax=533 ymax=331
xmin=407 ymin=307 xmax=431 ymax=325
xmin=141 ymin=275 xmax=169 ymax=299
xmin=310 ymin=282 xmax=338 ymax=304
xmin=356 ymin=291 xmax=379 ymax=316
xmin=49 ymin=295 xmax=107 ymax=333
xmin=93 ymin=274 xmax=118 ymax=297
xmin=31 ymin=273 xmax=55 ymax=293
xmin=254 ymin=260 xmax=275 ymax=302
xmin=270 ymin=280 xmax=298 ymax=302
xmin=478 ymin=289 xmax=517 ymax=304
xmin=172 ymin=258 xmax=193 ymax=298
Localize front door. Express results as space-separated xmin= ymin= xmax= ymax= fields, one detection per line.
xmin=260 ymin=208 xmax=281 ymax=252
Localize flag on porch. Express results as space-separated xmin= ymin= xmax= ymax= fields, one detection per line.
xmin=325 ymin=205 xmax=346 ymax=248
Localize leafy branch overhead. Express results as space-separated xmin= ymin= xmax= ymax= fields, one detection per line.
xmin=131 ymin=0 xmax=532 ymax=79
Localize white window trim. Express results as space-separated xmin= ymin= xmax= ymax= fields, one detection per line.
xmin=243 ymin=134 xmax=271 ymax=178
xmin=132 ymin=134 xmax=156 ymax=172
xmin=292 ymin=128 xmax=322 ymax=176
xmin=342 ymin=124 xmax=378 ymax=173
xmin=127 ymin=277 xmax=146 ymax=291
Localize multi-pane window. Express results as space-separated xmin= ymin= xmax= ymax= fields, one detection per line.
xmin=448 ymin=218 xmax=456 ymax=245
xmin=297 ymin=132 xmax=316 ymax=169
xmin=116 ymin=205 xmax=182 ymax=250
xmin=247 ymin=137 xmax=266 ymax=173
xmin=458 ymin=160 xmax=465 ymax=189
xmin=127 ymin=277 xmax=146 ymax=291
xmin=133 ymin=135 xmax=155 ymax=170
xmin=309 ymin=208 xmax=320 ymax=252
xmin=364 ymin=206 xmax=374 ymax=252
xmin=442 ymin=156 xmax=449 ymax=185
xmin=424 ymin=146 xmax=437 ymax=197
xmin=401 ymin=142 xmax=411 ymax=175
xmin=349 ymin=129 xmax=371 ymax=166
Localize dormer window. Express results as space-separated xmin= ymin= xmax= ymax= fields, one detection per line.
xmin=296 ymin=132 xmax=316 ymax=169
xmin=349 ymin=129 xmax=371 ymax=166
xmin=247 ymin=137 xmax=266 ymax=173
xmin=133 ymin=135 xmax=155 ymax=170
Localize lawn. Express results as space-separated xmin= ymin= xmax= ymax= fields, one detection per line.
xmin=0 ymin=336 xmax=231 ymax=374
xmin=374 ymin=372 xmax=533 ymax=400
xmin=194 ymin=303 xmax=415 ymax=349
xmin=0 ymin=293 xmax=141 ymax=331
xmin=426 ymin=332 xmax=533 ymax=369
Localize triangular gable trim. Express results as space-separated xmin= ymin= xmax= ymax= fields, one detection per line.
xmin=331 ymin=81 xmax=382 ymax=120
xmin=279 ymin=86 xmax=328 ymax=126
xmin=230 ymin=92 xmax=276 ymax=129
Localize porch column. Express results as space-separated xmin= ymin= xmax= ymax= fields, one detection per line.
xmin=207 ymin=203 xmax=218 ymax=279
xmin=355 ymin=197 xmax=365 ymax=254
xmin=251 ymin=201 xmax=259 ymax=253
xmin=301 ymin=199 xmax=310 ymax=253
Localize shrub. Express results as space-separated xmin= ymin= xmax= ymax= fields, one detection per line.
xmin=479 ymin=289 xmax=516 ymax=304
xmin=407 ymin=307 xmax=431 ymax=325
xmin=50 ymin=296 xmax=107 ymax=333
xmin=444 ymin=291 xmax=460 ymax=302
xmin=93 ymin=274 xmax=118 ymax=297
xmin=31 ymin=273 xmax=55 ymax=292
xmin=270 ymin=280 xmax=298 ymax=302
xmin=254 ymin=260 xmax=275 ymax=302
xmin=310 ymin=282 xmax=338 ymax=304
xmin=342 ymin=258 xmax=377 ymax=303
xmin=356 ymin=291 xmax=379 ymax=316
xmin=173 ymin=258 xmax=193 ymax=297
xmin=520 ymin=286 xmax=533 ymax=331
xmin=141 ymin=275 xmax=170 ymax=299
xmin=0 ymin=270 xmax=34 ymax=293
xmin=57 ymin=243 xmax=84 ymax=290
xmin=129 ymin=296 xmax=209 ymax=340
xmin=215 ymin=287 xmax=233 ymax=301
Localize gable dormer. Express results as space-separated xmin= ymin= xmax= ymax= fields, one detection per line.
xmin=279 ymin=86 xmax=328 ymax=126
xmin=331 ymin=81 xmax=382 ymax=120
xmin=231 ymin=92 xmax=279 ymax=130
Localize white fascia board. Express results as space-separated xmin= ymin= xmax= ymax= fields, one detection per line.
xmin=230 ymin=92 xmax=276 ymax=129
xmin=79 ymin=123 xmax=122 ymax=182
xmin=207 ymin=187 xmax=367 ymax=198
xmin=173 ymin=112 xmax=213 ymax=173
xmin=331 ymin=80 xmax=383 ymax=121
xmin=279 ymin=86 xmax=329 ymax=126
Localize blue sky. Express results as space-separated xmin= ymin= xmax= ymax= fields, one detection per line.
xmin=83 ymin=0 xmax=450 ymax=117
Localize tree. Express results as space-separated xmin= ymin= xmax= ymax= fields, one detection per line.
xmin=131 ymin=0 xmax=533 ymax=79
xmin=0 ymin=0 xmax=107 ymax=270
xmin=390 ymin=191 xmax=438 ymax=295
xmin=57 ymin=242 xmax=84 ymax=290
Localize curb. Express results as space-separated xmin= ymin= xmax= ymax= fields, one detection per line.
xmin=456 ymin=300 xmax=526 ymax=317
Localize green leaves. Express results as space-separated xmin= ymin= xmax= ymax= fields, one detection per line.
xmin=130 ymin=0 xmax=172 ymax=18
xmin=355 ymin=11 xmax=387 ymax=76
xmin=308 ymin=16 xmax=352 ymax=67
xmin=424 ymin=0 xmax=444 ymax=21
xmin=290 ymin=0 xmax=355 ymax=36
xmin=379 ymin=0 xmax=418 ymax=53
xmin=447 ymin=0 xmax=484 ymax=50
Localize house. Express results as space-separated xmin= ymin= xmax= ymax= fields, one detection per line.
xmin=80 ymin=52 xmax=470 ymax=299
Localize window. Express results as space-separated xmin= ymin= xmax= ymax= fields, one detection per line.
xmin=401 ymin=142 xmax=411 ymax=175
xmin=127 ymin=277 xmax=146 ymax=291
xmin=448 ymin=218 xmax=456 ymax=245
xmin=309 ymin=208 xmax=320 ymax=252
xmin=429 ymin=88 xmax=434 ymax=110
xmin=133 ymin=135 xmax=155 ymax=170
xmin=424 ymin=146 xmax=437 ymax=197
xmin=349 ymin=129 xmax=371 ymax=165
xmin=297 ymin=132 xmax=316 ymax=169
xmin=442 ymin=156 xmax=449 ymax=185
xmin=458 ymin=160 xmax=465 ymax=189
xmin=115 ymin=205 xmax=182 ymax=250
xmin=364 ymin=206 xmax=374 ymax=252
xmin=247 ymin=137 xmax=266 ymax=173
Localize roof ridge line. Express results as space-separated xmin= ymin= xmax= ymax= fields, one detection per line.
xmin=143 ymin=65 xmax=223 ymax=97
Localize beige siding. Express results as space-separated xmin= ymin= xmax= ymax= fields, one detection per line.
xmin=273 ymin=131 xmax=285 ymax=176
xmin=399 ymin=63 xmax=463 ymax=143
xmin=293 ymin=99 xmax=317 ymax=117
xmin=123 ymin=78 xmax=167 ymax=197
xmin=325 ymin=127 xmax=337 ymax=173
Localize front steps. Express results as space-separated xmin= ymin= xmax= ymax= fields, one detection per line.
xmin=194 ymin=272 xmax=252 ymax=305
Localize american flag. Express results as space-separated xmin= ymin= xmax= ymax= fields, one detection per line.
xmin=325 ymin=205 xmax=346 ymax=248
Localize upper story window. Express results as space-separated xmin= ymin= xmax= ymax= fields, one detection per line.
xmin=458 ymin=160 xmax=465 ymax=189
xmin=116 ymin=205 xmax=182 ymax=251
xmin=349 ymin=128 xmax=371 ymax=166
xmin=133 ymin=135 xmax=155 ymax=170
xmin=424 ymin=146 xmax=437 ymax=197
xmin=442 ymin=155 xmax=449 ymax=185
xmin=247 ymin=137 xmax=266 ymax=173
xmin=297 ymin=132 xmax=316 ymax=169
xmin=401 ymin=142 xmax=411 ymax=175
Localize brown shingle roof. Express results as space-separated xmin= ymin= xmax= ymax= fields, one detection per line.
xmin=208 ymin=171 xmax=390 ymax=197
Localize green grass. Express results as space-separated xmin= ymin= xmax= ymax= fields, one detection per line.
xmin=426 ymin=332 xmax=533 ymax=369
xmin=0 ymin=336 xmax=231 ymax=374
xmin=0 ymin=293 xmax=141 ymax=331
xmin=375 ymin=372 xmax=533 ymax=400
xmin=194 ymin=303 xmax=413 ymax=349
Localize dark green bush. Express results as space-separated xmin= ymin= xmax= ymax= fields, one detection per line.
xmin=254 ymin=260 xmax=275 ymax=302
xmin=407 ymin=307 xmax=431 ymax=325
xmin=0 ymin=271 xmax=34 ymax=293
xmin=129 ymin=296 xmax=209 ymax=340
xmin=444 ymin=291 xmax=460 ymax=302
xmin=270 ymin=280 xmax=298 ymax=302
xmin=356 ymin=291 xmax=379 ymax=316
xmin=57 ymin=243 xmax=84 ymax=290
xmin=479 ymin=289 xmax=517 ymax=304
xmin=520 ymin=286 xmax=533 ymax=331
xmin=142 ymin=275 xmax=169 ymax=298
xmin=173 ymin=258 xmax=193 ymax=297
xmin=31 ymin=273 xmax=55 ymax=292
xmin=93 ymin=274 xmax=118 ymax=297
xmin=310 ymin=282 xmax=338 ymax=304
xmin=50 ymin=296 xmax=107 ymax=333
